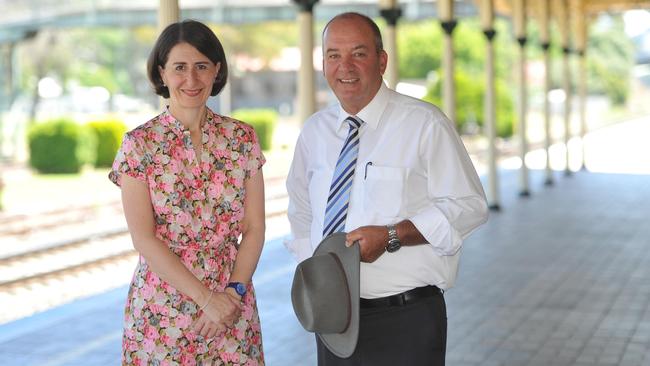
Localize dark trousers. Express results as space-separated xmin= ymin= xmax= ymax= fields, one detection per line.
xmin=317 ymin=289 xmax=447 ymax=366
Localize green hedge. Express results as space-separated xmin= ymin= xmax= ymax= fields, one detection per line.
xmin=27 ymin=118 xmax=96 ymax=174
xmin=87 ymin=119 xmax=127 ymax=167
xmin=232 ymin=108 xmax=277 ymax=151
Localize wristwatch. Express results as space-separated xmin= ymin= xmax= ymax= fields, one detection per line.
xmin=226 ymin=282 xmax=247 ymax=297
xmin=385 ymin=224 xmax=402 ymax=253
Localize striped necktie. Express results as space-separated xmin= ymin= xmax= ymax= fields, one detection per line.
xmin=323 ymin=116 xmax=363 ymax=237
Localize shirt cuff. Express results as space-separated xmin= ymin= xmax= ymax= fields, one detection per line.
xmin=283 ymin=237 xmax=313 ymax=262
xmin=410 ymin=206 xmax=462 ymax=256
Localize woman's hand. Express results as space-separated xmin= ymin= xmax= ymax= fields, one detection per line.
xmin=193 ymin=314 xmax=226 ymax=339
xmin=193 ymin=291 xmax=242 ymax=338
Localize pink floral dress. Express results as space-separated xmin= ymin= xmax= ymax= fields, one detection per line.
xmin=109 ymin=108 xmax=265 ymax=366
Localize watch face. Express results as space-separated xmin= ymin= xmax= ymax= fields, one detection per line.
xmin=235 ymin=283 xmax=246 ymax=296
xmin=229 ymin=282 xmax=246 ymax=296
xmin=386 ymin=240 xmax=401 ymax=253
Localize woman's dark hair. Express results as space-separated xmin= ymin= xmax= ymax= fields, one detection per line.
xmin=147 ymin=19 xmax=228 ymax=98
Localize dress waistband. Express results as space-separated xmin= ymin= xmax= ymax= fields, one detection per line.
xmin=167 ymin=237 xmax=238 ymax=253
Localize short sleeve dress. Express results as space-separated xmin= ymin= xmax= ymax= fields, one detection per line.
xmin=109 ymin=108 xmax=265 ymax=366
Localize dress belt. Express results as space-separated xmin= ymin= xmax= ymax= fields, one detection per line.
xmin=360 ymin=285 xmax=442 ymax=309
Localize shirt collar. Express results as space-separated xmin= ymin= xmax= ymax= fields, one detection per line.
xmin=336 ymin=82 xmax=389 ymax=132
xmin=159 ymin=106 xmax=216 ymax=134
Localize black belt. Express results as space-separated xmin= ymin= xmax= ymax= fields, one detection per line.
xmin=360 ymin=285 xmax=442 ymax=309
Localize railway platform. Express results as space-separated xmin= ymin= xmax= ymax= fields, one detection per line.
xmin=1 ymin=117 xmax=649 ymax=365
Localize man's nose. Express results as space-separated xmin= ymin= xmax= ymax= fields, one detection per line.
xmin=339 ymin=56 xmax=354 ymax=70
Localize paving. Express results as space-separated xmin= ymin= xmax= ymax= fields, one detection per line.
xmin=1 ymin=119 xmax=650 ymax=365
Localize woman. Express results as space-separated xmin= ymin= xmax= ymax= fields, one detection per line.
xmin=109 ymin=20 xmax=265 ymax=365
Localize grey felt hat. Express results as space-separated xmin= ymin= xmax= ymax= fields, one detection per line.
xmin=291 ymin=232 xmax=360 ymax=358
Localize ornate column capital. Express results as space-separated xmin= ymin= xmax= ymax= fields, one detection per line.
xmin=483 ymin=29 xmax=496 ymax=41
xmin=292 ymin=0 xmax=318 ymax=13
xmin=440 ymin=19 xmax=458 ymax=35
xmin=379 ymin=7 xmax=402 ymax=26
xmin=516 ymin=37 xmax=527 ymax=48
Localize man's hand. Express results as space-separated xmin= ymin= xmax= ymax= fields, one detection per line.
xmin=345 ymin=225 xmax=389 ymax=263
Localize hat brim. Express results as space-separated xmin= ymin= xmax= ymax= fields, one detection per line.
xmin=313 ymin=232 xmax=360 ymax=358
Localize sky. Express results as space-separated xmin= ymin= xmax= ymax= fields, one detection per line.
xmin=623 ymin=9 xmax=650 ymax=37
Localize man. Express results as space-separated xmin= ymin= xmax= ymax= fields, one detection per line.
xmin=285 ymin=12 xmax=488 ymax=365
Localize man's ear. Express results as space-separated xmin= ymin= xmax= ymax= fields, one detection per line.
xmin=379 ymin=50 xmax=388 ymax=75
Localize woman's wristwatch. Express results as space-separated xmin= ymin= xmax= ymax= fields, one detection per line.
xmin=226 ymin=282 xmax=247 ymax=298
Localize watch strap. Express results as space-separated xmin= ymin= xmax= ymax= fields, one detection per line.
xmin=226 ymin=281 xmax=247 ymax=297
xmin=386 ymin=224 xmax=401 ymax=253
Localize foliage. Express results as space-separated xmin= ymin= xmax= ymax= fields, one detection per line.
xmin=27 ymin=118 xmax=96 ymax=174
xmin=424 ymin=70 xmax=514 ymax=138
xmin=67 ymin=26 xmax=155 ymax=96
xmin=523 ymin=15 xmax=634 ymax=105
xmin=399 ymin=19 xmax=515 ymax=137
xmin=586 ymin=16 xmax=635 ymax=105
xmin=213 ymin=21 xmax=298 ymax=69
xmin=19 ymin=26 xmax=155 ymax=99
xmin=232 ymin=109 xmax=277 ymax=151
xmin=86 ymin=119 xmax=128 ymax=167
xmin=397 ymin=22 xmax=443 ymax=79
xmin=397 ymin=19 xmax=515 ymax=80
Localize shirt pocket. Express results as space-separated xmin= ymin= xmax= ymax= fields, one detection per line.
xmin=363 ymin=164 xmax=408 ymax=218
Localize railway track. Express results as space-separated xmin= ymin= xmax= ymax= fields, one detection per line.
xmin=0 ymin=177 xmax=290 ymax=295
xmin=0 ymin=201 xmax=124 ymax=237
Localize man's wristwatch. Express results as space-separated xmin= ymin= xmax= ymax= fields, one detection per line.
xmin=226 ymin=282 xmax=247 ymax=298
xmin=385 ymin=224 xmax=402 ymax=253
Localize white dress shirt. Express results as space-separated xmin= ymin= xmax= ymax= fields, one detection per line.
xmin=286 ymin=83 xmax=488 ymax=298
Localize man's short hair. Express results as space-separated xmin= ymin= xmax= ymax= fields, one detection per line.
xmin=323 ymin=12 xmax=384 ymax=53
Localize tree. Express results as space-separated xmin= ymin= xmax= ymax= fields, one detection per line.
xmin=397 ymin=19 xmax=516 ymax=137
xmin=19 ymin=30 xmax=71 ymax=125
xmin=586 ymin=16 xmax=635 ymax=105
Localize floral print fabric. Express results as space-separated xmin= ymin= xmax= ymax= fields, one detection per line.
xmin=109 ymin=108 xmax=265 ymax=366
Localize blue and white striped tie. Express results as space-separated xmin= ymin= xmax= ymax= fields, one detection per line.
xmin=323 ymin=116 xmax=363 ymax=237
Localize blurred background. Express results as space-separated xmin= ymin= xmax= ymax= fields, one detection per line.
xmin=1 ymin=0 xmax=650 ymax=365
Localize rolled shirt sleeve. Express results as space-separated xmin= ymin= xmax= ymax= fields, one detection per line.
xmin=409 ymin=115 xmax=489 ymax=256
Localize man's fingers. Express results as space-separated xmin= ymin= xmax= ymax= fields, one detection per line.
xmin=345 ymin=230 xmax=364 ymax=245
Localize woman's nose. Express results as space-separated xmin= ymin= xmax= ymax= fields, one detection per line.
xmin=186 ymin=68 xmax=199 ymax=83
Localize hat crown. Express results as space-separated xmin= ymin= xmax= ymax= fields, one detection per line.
xmin=291 ymin=253 xmax=351 ymax=333
xmin=290 ymin=233 xmax=360 ymax=358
